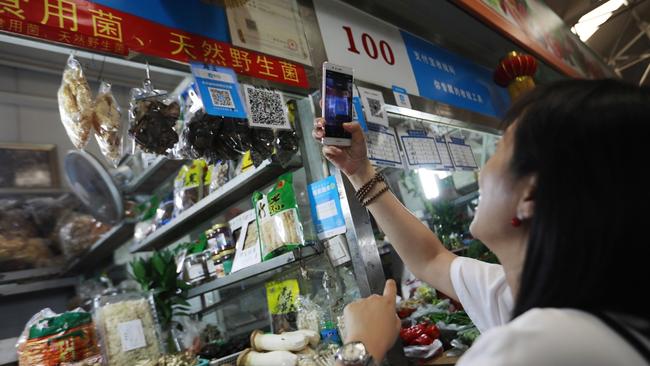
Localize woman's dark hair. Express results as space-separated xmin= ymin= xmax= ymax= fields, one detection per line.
xmin=507 ymin=79 xmax=650 ymax=319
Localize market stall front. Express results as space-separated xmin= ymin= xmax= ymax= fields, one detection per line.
xmin=1 ymin=0 xmax=610 ymax=365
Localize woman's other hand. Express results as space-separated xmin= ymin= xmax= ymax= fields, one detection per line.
xmin=343 ymin=279 xmax=401 ymax=363
xmin=312 ymin=119 xmax=374 ymax=185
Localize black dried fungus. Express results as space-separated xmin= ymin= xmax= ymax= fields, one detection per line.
xmin=250 ymin=128 xmax=275 ymax=167
xmin=275 ymin=129 xmax=299 ymax=166
xmin=129 ymin=100 xmax=180 ymax=154
xmin=182 ymin=111 xmax=250 ymax=164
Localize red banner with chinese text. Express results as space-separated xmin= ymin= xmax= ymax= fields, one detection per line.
xmin=0 ymin=0 xmax=308 ymax=88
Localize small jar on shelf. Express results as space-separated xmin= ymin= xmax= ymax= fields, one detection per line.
xmin=182 ymin=252 xmax=207 ymax=286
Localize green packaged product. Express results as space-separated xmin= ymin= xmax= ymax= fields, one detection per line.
xmin=253 ymin=172 xmax=304 ymax=260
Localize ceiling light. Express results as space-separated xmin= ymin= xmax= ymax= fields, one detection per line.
xmin=571 ymin=0 xmax=627 ymax=42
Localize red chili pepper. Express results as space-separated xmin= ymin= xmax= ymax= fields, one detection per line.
xmin=397 ymin=307 xmax=416 ymax=319
xmin=425 ymin=323 xmax=440 ymax=340
xmin=411 ymin=333 xmax=434 ymax=346
xmin=400 ymin=323 xmax=426 ymax=345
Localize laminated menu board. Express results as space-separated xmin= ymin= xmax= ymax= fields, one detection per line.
xmin=447 ymin=136 xmax=478 ymax=171
xmin=366 ymin=123 xmax=403 ymax=169
xmin=434 ymin=136 xmax=455 ymax=171
xmin=397 ymin=126 xmax=441 ymax=169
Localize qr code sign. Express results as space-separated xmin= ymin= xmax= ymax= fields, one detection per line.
xmin=244 ymin=85 xmax=290 ymax=130
xmin=367 ymin=97 xmax=383 ymax=118
xmin=208 ymin=87 xmax=235 ymax=109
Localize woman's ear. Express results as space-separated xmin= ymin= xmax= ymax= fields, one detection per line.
xmin=517 ymin=174 xmax=537 ymax=220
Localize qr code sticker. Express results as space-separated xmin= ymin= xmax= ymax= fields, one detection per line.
xmin=367 ymin=97 xmax=383 ymax=118
xmin=208 ymin=87 xmax=235 ymax=109
xmin=244 ymin=85 xmax=290 ymax=130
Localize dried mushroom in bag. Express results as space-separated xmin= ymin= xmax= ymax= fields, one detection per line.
xmin=128 ymin=83 xmax=180 ymax=155
xmin=93 ymin=81 xmax=123 ymax=167
xmin=249 ymin=128 xmax=274 ymax=167
xmin=181 ymin=110 xmax=224 ymax=163
xmin=57 ymin=54 xmax=93 ymax=149
xmin=218 ymin=117 xmax=252 ymax=159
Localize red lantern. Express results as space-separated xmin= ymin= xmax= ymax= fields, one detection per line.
xmin=494 ymin=51 xmax=538 ymax=100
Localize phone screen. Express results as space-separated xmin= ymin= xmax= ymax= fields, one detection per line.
xmin=324 ymin=69 xmax=353 ymax=139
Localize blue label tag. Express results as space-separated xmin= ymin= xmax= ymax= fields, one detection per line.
xmin=308 ymin=176 xmax=346 ymax=240
xmin=352 ymin=96 xmax=368 ymax=132
xmin=392 ymin=85 xmax=412 ymax=109
xmin=190 ymin=62 xmax=247 ymax=119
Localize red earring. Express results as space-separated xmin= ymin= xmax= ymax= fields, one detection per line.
xmin=511 ymin=217 xmax=522 ymax=227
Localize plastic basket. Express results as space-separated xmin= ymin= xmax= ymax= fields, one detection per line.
xmin=209 ymin=351 xmax=243 ymax=366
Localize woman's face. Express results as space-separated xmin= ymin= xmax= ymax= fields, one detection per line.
xmin=470 ymin=124 xmax=527 ymax=246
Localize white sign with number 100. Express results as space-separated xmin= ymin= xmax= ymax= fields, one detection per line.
xmin=313 ymin=0 xmax=418 ymax=95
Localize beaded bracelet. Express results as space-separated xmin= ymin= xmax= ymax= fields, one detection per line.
xmin=362 ymin=184 xmax=390 ymax=207
xmin=355 ymin=172 xmax=385 ymax=202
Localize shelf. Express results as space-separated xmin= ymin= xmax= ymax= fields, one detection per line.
xmin=124 ymin=157 xmax=186 ymax=195
xmin=0 ymin=188 xmax=68 ymax=196
xmin=187 ymin=243 xmax=322 ymax=299
xmin=0 ymin=277 xmax=77 ymax=297
xmin=452 ymin=190 xmax=479 ymax=207
xmin=130 ymin=159 xmax=300 ymax=253
xmin=66 ymin=222 xmax=135 ymax=274
xmin=0 ymin=266 xmax=63 ymax=285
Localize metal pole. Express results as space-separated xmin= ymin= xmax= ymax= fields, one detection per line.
xmin=639 ymin=62 xmax=650 ymax=85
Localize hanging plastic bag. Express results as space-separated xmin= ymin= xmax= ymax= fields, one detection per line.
xmin=249 ymin=128 xmax=275 ymax=167
xmin=93 ymin=81 xmax=123 ymax=167
xmin=275 ymin=99 xmax=300 ymax=167
xmin=173 ymin=160 xmax=205 ymax=217
xmin=57 ymin=54 xmax=93 ymax=149
xmin=208 ymin=160 xmax=231 ymax=194
xmin=128 ymin=79 xmax=180 ymax=155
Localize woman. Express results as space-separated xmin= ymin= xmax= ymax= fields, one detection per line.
xmin=314 ymin=79 xmax=650 ymax=365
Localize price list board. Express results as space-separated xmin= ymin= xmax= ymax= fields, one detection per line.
xmin=366 ymin=123 xmax=403 ymax=168
xmin=434 ymin=137 xmax=455 ymax=171
xmin=447 ymin=137 xmax=478 ymax=171
xmin=397 ymin=128 xmax=441 ymax=169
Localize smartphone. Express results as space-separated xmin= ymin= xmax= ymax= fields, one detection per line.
xmin=322 ymin=62 xmax=354 ymax=146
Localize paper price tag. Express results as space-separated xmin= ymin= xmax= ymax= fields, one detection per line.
xmin=118 ymin=319 xmax=147 ymax=352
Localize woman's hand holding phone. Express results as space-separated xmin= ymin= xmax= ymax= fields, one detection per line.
xmin=313 ymin=118 xmax=375 ymax=189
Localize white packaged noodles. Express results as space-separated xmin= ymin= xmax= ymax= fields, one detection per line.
xmin=93 ymin=291 xmax=162 ymax=366
xmin=57 ymin=54 xmax=93 ymax=149
xmin=253 ymin=172 xmax=304 ymax=261
xmin=93 ymin=81 xmax=123 ymax=167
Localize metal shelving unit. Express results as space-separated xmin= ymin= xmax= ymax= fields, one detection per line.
xmin=66 ymin=222 xmax=135 ymax=274
xmin=0 ymin=277 xmax=77 ymax=297
xmin=0 ymin=266 xmax=64 ymax=284
xmin=187 ymin=244 xmax=322 ymax=299
xmin=123 ymin=157 xmax=187 ymax=195
xmin=130 ymin=159 xmax=300 ymax=253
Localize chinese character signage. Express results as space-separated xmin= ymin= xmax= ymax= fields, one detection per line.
xmin=401 ymin=31 xmax=510 ymax=117
xmin=314 ymin=0 xmax=509 ymax=118
xmin=0 ymin=0 xmax=308 ymax=88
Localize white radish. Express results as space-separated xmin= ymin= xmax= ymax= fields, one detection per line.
xmin=291 ymin=329 xmax=320 ymax=348
xmin=237 ymin=349 xmax=298 ymax=366
xmin=250 ymin=329 xmax=309 ymax=352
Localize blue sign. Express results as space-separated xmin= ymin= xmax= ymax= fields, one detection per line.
xmin=190 ymin=63 xmax=246 ymax=119
xmin=352 ymin=96 xmax=368 ymax=132
xmin=308 ymin=176 xmax=347 ymax=240
xmin=91 ymin=0 xmax=230 ymax=42
xmin=400 ymin=31 xmax=509 ymax=117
